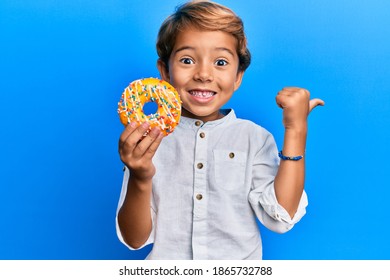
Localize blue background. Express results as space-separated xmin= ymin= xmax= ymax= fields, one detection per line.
xmin=1 ymin=0 xmax=389 ymax=260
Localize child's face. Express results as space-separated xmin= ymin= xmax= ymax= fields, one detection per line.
xmin=158 ymin=27 xmax=244 ymax=122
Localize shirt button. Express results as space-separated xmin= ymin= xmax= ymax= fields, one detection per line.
xmin=199 ymin=132 xmax=205 ymax=138
xmin=197 ymin=163 xmax=204 ymax=169
xmin=195 ymin=121 xmax=202 ymax=126
xmin=196 ymin=194 xmax=203 ymax=200
xmin=229 ymin=152 xmax=235 ymax=158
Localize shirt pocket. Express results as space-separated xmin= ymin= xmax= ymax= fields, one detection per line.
xmin=213 ymin=149 xmax=247 ymax=191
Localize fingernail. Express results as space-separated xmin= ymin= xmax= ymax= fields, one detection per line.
xmin=130 ymin=122 xmax=137 ymax=128
xmin=150 ymin=128 xmax=160 ymax=137
xmin=142 ymin=122 xmax=150 ymax=129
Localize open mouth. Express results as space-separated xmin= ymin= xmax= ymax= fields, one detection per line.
xmin=188 ymin=90 xmax=216 ymax=98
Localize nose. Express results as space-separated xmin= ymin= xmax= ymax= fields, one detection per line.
xmin=193 ymin=63 xmax=213 ymax=82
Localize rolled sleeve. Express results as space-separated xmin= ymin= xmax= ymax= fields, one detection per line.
xmin=248 ymin=132 xmax=308 ymax=233
xmin=249 ymin=184 xmax=308 ymax=233
xmin=258 ymin=184 xmax=307 ymax=221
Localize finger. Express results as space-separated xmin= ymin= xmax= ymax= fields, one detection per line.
xmin=277 ymin=89 xmax=292 ymax=97
xmin=144 ymin=130 xmax=164 ymax=160
xmin=280 ymin=88 xmax=310 ymax=100
xmin=275 ymin=94 xmax=289 ymax=109
xmin=133 ymin=122 xmax=151 ymax=140
xmin=280 ymin=87 xmax=295 ymax=93
xmin=119 ymin=122 xmax=137 ymax=146
xmin=309 ymin=98 xmax=325 ymax=112
xmin=119 ymin=122 xmax=150 ymax=153
xmin=282 ymin=87 xmax=309 ymax=92
xmin=132 ymin=127 xmax=161 ymax=158
xmin=276 ymin=87 xmax=304 ymax=107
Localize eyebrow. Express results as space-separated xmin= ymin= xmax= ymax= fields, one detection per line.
xmin=174 ymin=46 xmax=236 ymax=57
xmin=174 ymin=46 xmax=195 ymax=54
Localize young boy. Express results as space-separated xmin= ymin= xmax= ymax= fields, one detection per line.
xmin=116 ymin=0 xmax=324 ymax=259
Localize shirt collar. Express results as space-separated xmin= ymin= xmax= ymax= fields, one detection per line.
xmin=178 ymin=109 xmax=236 ymax=129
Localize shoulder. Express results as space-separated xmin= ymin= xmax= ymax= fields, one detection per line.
xmin=219 ymin=113 xmax=277 ymax=154
xmin=228 ymin=114 xmax=274 ymax=139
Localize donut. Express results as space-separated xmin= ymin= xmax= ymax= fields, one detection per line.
xmin=117 ymin=77 xmax=181 ymax=135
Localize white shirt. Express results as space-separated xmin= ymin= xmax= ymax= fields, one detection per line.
xmin=116 ymin=109 xmax=308 ymax=259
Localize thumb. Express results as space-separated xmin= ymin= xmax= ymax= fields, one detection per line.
xmin=309 ymin=98 xmax=325 ymax=113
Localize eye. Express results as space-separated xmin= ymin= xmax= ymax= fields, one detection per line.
xmin=215 ymin=59 xmax=228 ymax=66
xmin=180 ymin=57 xmax=194 ymax=64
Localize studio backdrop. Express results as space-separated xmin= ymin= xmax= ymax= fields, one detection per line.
xmin=1 ymin=0 xmax=389 ymax=259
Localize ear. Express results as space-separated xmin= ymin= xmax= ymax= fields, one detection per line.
xmin=157 ymin=59 xmax=170 ymax=82
xmin=233 ymin=70 xmax=244 ymax=91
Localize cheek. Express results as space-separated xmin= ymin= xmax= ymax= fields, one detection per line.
xmin=168 ymin=66 xmax=179 ymax=82
xmin=168 ymin=76 xmax=185 ymax=96
xmin=169 ymin=70 xmax=189 ymax=88
xmin=222 ymin=73 xmax=239 ymax=89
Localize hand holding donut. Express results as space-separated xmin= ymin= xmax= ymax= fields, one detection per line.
xmin=119 ymin=122 xmax=164 ymax=181
xmin=117 ymin=78 xmax=181 ymax=181
xmin=275 ymin=87 xmax=324 ymax=131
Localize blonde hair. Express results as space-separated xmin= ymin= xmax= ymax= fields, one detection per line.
xmin=156 ymin=0 xmax=251 ymax=71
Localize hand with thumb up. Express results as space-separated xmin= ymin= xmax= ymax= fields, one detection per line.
xmin=275 ymin=87 xmax=324 ymax=132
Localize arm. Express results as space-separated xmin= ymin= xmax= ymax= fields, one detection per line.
xmin=274 ymin=87 xmax=324 ymax=218
xmin=117 ymin=122 xmax=164 ymax=249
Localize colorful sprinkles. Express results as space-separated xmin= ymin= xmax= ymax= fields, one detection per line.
xmin=117 ymin=78 xmax=182 ymax=135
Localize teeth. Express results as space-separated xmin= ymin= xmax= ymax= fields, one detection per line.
xmin=190 ymin=91 xmax=214 ymax=98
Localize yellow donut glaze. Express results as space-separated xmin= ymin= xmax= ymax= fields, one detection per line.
xmin=117 ymin=78 xmax=181 ymax=135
